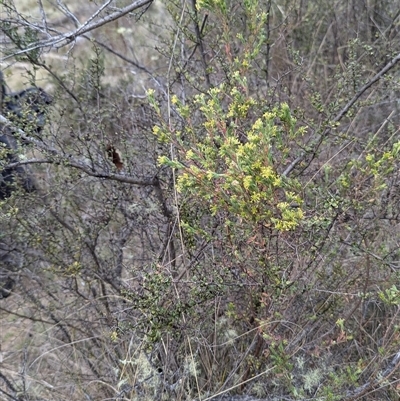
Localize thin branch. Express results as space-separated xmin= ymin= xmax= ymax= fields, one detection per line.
xmin=190 ymin=0 xmax=210 ymax=86
xmin=56 ymin=0 xmax=80 ymax=28
xmin=333 ymin=52 xmax=400 ymax=124
xmin=37 ymin=0 xmax=50 ymax=37
xmin=283 ymin=52 xmax=400 ymax=177
xmin=344 ymin=350 xmax=400 ymax=400
xmin=86 ymin=36 xmax=152 ymax=75
xmin=0 ymin=115 xmax=156 ymax=187
xmin=78 ymin=0 xmax=114 ymax=34
xmin=1 ymin=0 xmax=154 ymax=61
xmin=0 ymin=372 xmax=17 ymax=393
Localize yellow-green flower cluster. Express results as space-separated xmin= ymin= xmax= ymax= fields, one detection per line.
xmin=152 ymin=74 xmax=304 ymax=232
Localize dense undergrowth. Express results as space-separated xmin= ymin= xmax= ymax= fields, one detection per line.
xmin=1 ymin=1 xmax=400 ymax=400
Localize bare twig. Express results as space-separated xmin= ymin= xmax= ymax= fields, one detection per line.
xmin=344 ymin=350 xmax=400 ymax=400
xmin=190 ymin=0 xmax=210 ymax=86
xmin=0 ymin=114 xmax=156 ymax=187
xmin=56 ymin=0 xmax=80 ymax=28
xmin=78 ymin=0 xmax=114 ymax=35
xmin=283 ymin=51 xmax=400 ymax=177
xmin=1 ymin=0 xmax=154 ymax=61
xmin=37 ymin=0 xmax=50 ymax=37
